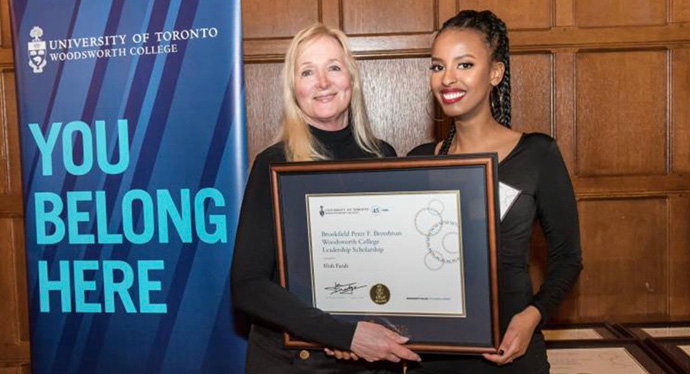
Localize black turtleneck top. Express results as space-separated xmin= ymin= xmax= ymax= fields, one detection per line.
xmin=231 ymin=125 xmax=396 ymax=350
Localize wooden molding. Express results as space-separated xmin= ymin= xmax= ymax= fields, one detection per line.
xmin=244 ymin=23 xmax=690 ymax=62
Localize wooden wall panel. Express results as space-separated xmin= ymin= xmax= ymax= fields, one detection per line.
xmin=670 ymin=195 xmax=690 ymax=319
xmin=0 ymin=69 xmax=20 ymax=195
xmin=342 ymin=0 xmax=434 ymax=34
xmin=575 ymin=50 xmax=667 ymax=177
xmin=672 ymin=47 xmax=690 ymax=173
xmin=672 ymin=0 xmax=690 ymax=23
xmin=0 ymin=364 xmax=29 ymax=374
xmin=245 ymin=63 xmax=283 ymax=164
xmin=243 ymin=0 xmax=319 ymax=39
xmin=0 ymin=0 xmax=10 ymax=48
xmin=554 ymin=0 xmax=575 ymax=27
xmin=359 ymin=58 xmax=434 ymax=155
xmin=0 ymin=219 xmax=22 ymax=345
xmin=554 ymin=51 xmax=576 ymax=172
xmin=529 ymin=223 xmax=582 ymax=323
xmin=456 ymin=0 xmax=553 ymax=29
xmin=578 ymin=198 xmax=669 ymax=321
xmin=574 ymin=0 xmax=667 ymax=27
xmin=510 ymin=53 xmax=553 ymax=135
xmin=321 ymin=0 xmax=341 ymax=29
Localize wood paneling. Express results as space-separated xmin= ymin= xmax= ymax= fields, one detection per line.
xmin=321 ymin=0 xmax=341 ymax=29
xmin=555 ymin=0 xmax=575 ymax=27
xmin=510 ymin=53 xmax=553 ymax=135
xmin=359 ymin=58 xmax=434 ymax=155
xmin=673 ymin=47 xmax=690 ymax=173
xmin=554 ymin=51 xmax=576 ymax=172
xmin=575 ymin=0 xmax=667 ymax=27
xmin=578 ymin=198 xmax=669 ymax=321
xmin=575 ymin=50 xmax=667 ymax=177
xmin=673 ymin=0 xmax=690 ymax=23
xmin=0 ymin=219 xmax=23 ymax=345
xmin=0 ymin=0 xmax=11 ymax=48
xmin=670 ymin=195 xmax=690 ymax=319
xmin=456 ymin=0 xmax=552 ymax=30
xmin=242 ymin=0 xmax=319 ymax=39
xmin=11 ymin=219 xmax=27 ymax=342
xmin=342 ymin=0 xmax=434 ymax=34
xmin=244 ymin=23 xmax=690 ymax=61
xmin=0 ymin=69 xmax=20 ymax=195
xmin=438 ymin=0 xmax=457 ymax=29
xmin=0 ymin=364 xmax=30 ymax=374
xmin=244 ymin=63 xmax=283 ymax=164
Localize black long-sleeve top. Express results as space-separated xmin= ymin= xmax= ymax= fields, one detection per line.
xmin=231 ymin=125 xmax=396 ymax=350
xmin=408 ymin=133 xmax=583 ymax=330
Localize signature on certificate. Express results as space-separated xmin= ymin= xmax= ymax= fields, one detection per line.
xmin=325 ymin=282 xmax=367 ymax=295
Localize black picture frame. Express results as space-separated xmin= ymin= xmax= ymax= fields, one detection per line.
xmin=615 ymin=321 xmax=690 ymax=340
xmin=543 ymin=322 xmax=629 ymax=345
xmin=644 ymin=338 xmax=690 ymax=374
xmin=270 ymin=154 xmax=501 ymax=354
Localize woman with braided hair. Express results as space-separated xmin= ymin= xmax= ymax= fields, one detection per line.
xmin=407 ymin=10 xmax=583 ymax=373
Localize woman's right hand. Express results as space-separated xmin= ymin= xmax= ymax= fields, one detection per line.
xmin=350 ymin=321 xmax=422 ymax=363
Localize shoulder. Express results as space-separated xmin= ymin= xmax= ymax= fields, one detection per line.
xmin=254 ymin=143 xmax=286 ymax=165
xmin=520 ymin=132 xmax=561 ymax=156
xmin=407 ymin=141 xmax=439 ymax=156
xmin=249 ymin=143 xmax=287 ymax=176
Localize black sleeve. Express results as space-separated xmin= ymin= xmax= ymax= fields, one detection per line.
xmin=531 ymin=140 xmax=583 ymax=325
xmin=230 ymin=149 xmax=356 ymax=350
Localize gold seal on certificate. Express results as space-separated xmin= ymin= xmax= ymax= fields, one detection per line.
xmin=370 ymin=284 xmax=390 ymax=305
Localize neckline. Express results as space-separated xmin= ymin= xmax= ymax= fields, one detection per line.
xmin=309 ymin=124 xmax=353 ymax=142
xmin=498 ymin=132 xmax=526 ymax=166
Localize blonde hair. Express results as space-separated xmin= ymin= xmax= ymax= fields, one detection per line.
xmin=278 ymin=23 xmax=383 ymax=161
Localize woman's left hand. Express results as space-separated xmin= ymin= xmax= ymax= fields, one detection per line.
xmin=482 ymin=305 xmax=541 ymax=365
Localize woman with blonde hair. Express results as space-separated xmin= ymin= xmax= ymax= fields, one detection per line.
xmin=231 ymin=23 xmax=420 ymax=373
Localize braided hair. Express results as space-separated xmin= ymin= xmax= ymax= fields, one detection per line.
xmin=437 ymin=10 xmax=511 ymax=155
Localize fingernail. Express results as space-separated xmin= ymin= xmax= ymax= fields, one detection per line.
xmin=499 ymin=349 xmax=505 ymax=355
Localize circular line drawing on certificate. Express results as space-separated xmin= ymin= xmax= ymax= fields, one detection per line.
xmin=415 ymin=199 xmax=462 ymax=271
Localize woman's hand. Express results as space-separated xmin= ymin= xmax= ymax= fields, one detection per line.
xmin=349 ymin=321 xmax=421 ymax=363
xmin=483 ymin=305 xmax=541 ymax=365
xmin=324 ymin=348 xmax=359 ymax=360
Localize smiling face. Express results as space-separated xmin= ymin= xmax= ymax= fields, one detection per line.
xmin=294 ymin=35 xmax=353 ymax=131
xmin=430 ymin=28 xmax=504 ymax=121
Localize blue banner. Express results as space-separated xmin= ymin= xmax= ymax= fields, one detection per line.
xmin=10 ymin=0 xmax=247 ymax=372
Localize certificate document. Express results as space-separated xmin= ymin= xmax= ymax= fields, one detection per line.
xmin=543 ymin=328 xmax=604 ymax=341
xmin=680 ymin=345 xmax=690 ymax=355
xmin=306 ymin=191 xmax=465 ymax=317
xmin=548 ymin=348 xmax=649 ymax=374
xmin=641 ymin=326 xmax=690 ymax=337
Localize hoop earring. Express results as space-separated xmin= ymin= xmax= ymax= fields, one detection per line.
xmin=425 ymin=90 xmax=446 ymax=122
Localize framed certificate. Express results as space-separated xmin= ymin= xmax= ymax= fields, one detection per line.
xmin=615 ymin=322 xmax=690 ymax=340
xmin=546 ymin=341 xmax=676 ymax=374
xmin=270 ymin=154 xmax=500 ymax=353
